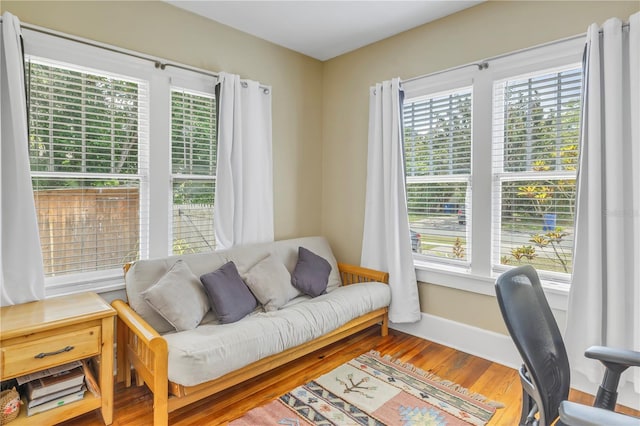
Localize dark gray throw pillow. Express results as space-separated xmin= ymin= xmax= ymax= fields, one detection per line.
xmin=200 ymin=261 xmax=257 ymax=324
xmin=291 ymin=246 xmax=332 ymax=297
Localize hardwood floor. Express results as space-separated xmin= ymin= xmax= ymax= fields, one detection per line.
xmin=60 ymin=326 xmax=639 ymax=425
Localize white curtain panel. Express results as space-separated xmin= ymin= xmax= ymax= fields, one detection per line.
xmin=565 ymin=12 xmax=640 ymax=392
xmin=214 ymin=72 xmax=274 ymax=249
xmin=0 ymin=12 xmax=45 ymax=306
xmin=361 ymin=78 xmax=420 ymax=324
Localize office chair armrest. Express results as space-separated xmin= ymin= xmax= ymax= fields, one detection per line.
xmin=585 ymin=346 xmax=640 ymax=367
xmin=559 ymin=401 xmax=638 ymax=426
xmin=584 ymin=346 xmax=639 ymax=409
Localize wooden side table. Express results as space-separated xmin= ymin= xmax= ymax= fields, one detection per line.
xmin=0 ymin=292 xmax=116 ymax=425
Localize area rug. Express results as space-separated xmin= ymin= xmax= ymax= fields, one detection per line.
xmin=230 ymin=350 xmax=502 ymax=425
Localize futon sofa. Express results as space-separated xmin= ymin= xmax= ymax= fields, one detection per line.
xmin=112 ymin=236 xmax=390 ymax=425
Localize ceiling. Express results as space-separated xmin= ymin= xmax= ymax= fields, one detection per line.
xmin=164 ymin=1 xmax=484 ymax=61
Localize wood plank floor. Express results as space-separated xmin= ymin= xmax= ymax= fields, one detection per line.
xmin=60 ymin=326 xmax=639 ymax=426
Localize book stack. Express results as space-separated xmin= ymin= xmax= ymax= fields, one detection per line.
xmin=16 ymin=361 xmax=86 ymax=416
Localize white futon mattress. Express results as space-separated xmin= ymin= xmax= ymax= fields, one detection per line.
xmin=162 ymin=281 xmax=390 ymax=386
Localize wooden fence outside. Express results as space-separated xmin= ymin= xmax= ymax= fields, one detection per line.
xmin=34 ymin=187 xmax=140 ymax=276
xmin=172 ymin=204 xmax=216 ymax=254
xmin=33 ymin=188 xmax=216 ymax=276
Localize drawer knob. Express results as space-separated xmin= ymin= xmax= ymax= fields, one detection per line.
xmin=34 ymin=345 xmax=74 ymax=359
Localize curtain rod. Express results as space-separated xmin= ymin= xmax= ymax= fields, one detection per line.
xmin=0 ymin=18 xmax=270 ymax=93
xmin=159 ymin=62 xmax=270 ymax=93
xmin=401 ymin=32 xmax=585 ymax=85
xmin=401 ymin=22 xmax=631 ymax=85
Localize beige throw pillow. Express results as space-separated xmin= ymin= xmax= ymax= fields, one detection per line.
xmin=244 ymin=254 xmax=300 ymax=311
xmin=142 ymin=260 xmax=211 ymax=332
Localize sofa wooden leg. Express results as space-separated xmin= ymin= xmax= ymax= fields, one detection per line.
xmin=116 ymin=317 xmax=127 ymax=384
xmin=381 ymin=314 xmax=389 ymax=337
xmin=154 ymin=405 xmax=168 ymax=426
xmin=134 ymin=370 xmax=144 ymax=387
xmin=124 ymin=366 xmax=131 ymax=387
xmin=153 ymin=378 xmax=169 ymax=426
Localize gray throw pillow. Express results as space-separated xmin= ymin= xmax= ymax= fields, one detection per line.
xmin=243 ymin=254 xmax=300 ymax=311
xmin=291 ymin=246 xmax=332 ymax=297
xmin=141 ymin=260 xmax=210 ymax=332
xmin=200 ymin=261 xmax=258 ymax=324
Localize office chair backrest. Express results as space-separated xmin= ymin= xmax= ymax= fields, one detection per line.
xmin=496 ymin=265 xmax=571 ymax=425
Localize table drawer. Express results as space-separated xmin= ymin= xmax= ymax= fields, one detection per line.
xmin=1 ymin=326 xmax=100 ymax=379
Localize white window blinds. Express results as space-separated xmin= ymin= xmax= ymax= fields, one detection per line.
xmin=170 ymin=89 xmax=217 ymax=254
xmin=404 ymin=88 xmax=472 ymax=261
xmin=27 ymin=58 xmax=149 ymax=277
xmin=492 ymin=66 xmax=581 ymax=277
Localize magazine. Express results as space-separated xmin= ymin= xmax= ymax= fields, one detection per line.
xmin=27 ymin=384 xmax=86 ymax=408
xmin=15 ymin=360 xmax=82 ymax=386
xmin=24 ymin=366 xmax=85 ymax=400
xmin=26 ymin=389 xmax=85 ymax=416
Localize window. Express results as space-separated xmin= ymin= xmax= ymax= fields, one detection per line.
xmin=22 ymin=28 xmax=219 ymax=293
xmin=404 ymin=89 xmax=472 ymax=263
xmin=403 ymin=37 xmax=583 ymax=284
xmin=171 ymin=89 xmax=217 ymax=254
xmin=492 ymin=67 xmax=581 ymax=277
xmin=27 ymin=58 xmax=148 ymax=279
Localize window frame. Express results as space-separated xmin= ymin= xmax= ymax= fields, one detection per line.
xmin=404 ymin=36 xmax=584 ymax=299
xmin=491 ymin=64 xmax=582 ymax=283
xmin=403 ymin=85 xmax=474 ymax=267
xmin=23 ymin=29 xmax=152 ymax=295
xmin=169 ymin=83 xmax=218 ymax=255
xmin=22 ymin=29 xmax=219 ymax=296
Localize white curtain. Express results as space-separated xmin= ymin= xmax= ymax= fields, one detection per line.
xmin=361 ymin=78 xmax=420 ymax=324
xmin=1 ymin=12 xmax=45 ymax=306
xmin=565 ymin=12 xmax=640 ymax=393
xmin=214 ymin=72 xmax=273 ymax=249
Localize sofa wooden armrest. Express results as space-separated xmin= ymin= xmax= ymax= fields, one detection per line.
xmin=112 ymin=299 xmax=169 ymax=426
xmin=338 ymin=262 xmax=389 ymax=285
xmin=113 ymin=262 xmax=389 ymax=426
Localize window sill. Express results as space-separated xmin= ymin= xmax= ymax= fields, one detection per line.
xmin=45 ymin=274 xmax=125 ymax=298
xmin=414 ymin=260 xmax=570 ymax=311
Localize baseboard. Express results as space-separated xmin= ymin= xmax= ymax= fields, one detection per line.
xmin=390 ymin=313 xmax=640 ymax=411
xmin=390 ymin=312 xmax=521 ymax=369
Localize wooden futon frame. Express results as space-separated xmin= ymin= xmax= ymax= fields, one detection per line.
xmin=112 ymin=262 xmax=389 ymax=425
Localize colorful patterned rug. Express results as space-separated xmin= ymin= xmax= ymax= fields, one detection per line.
xmin=230 ymin=350 xmax=502 ymax=425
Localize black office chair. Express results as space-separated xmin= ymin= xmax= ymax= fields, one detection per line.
xmin=495 ymin=265 xmax=640 ymax=426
